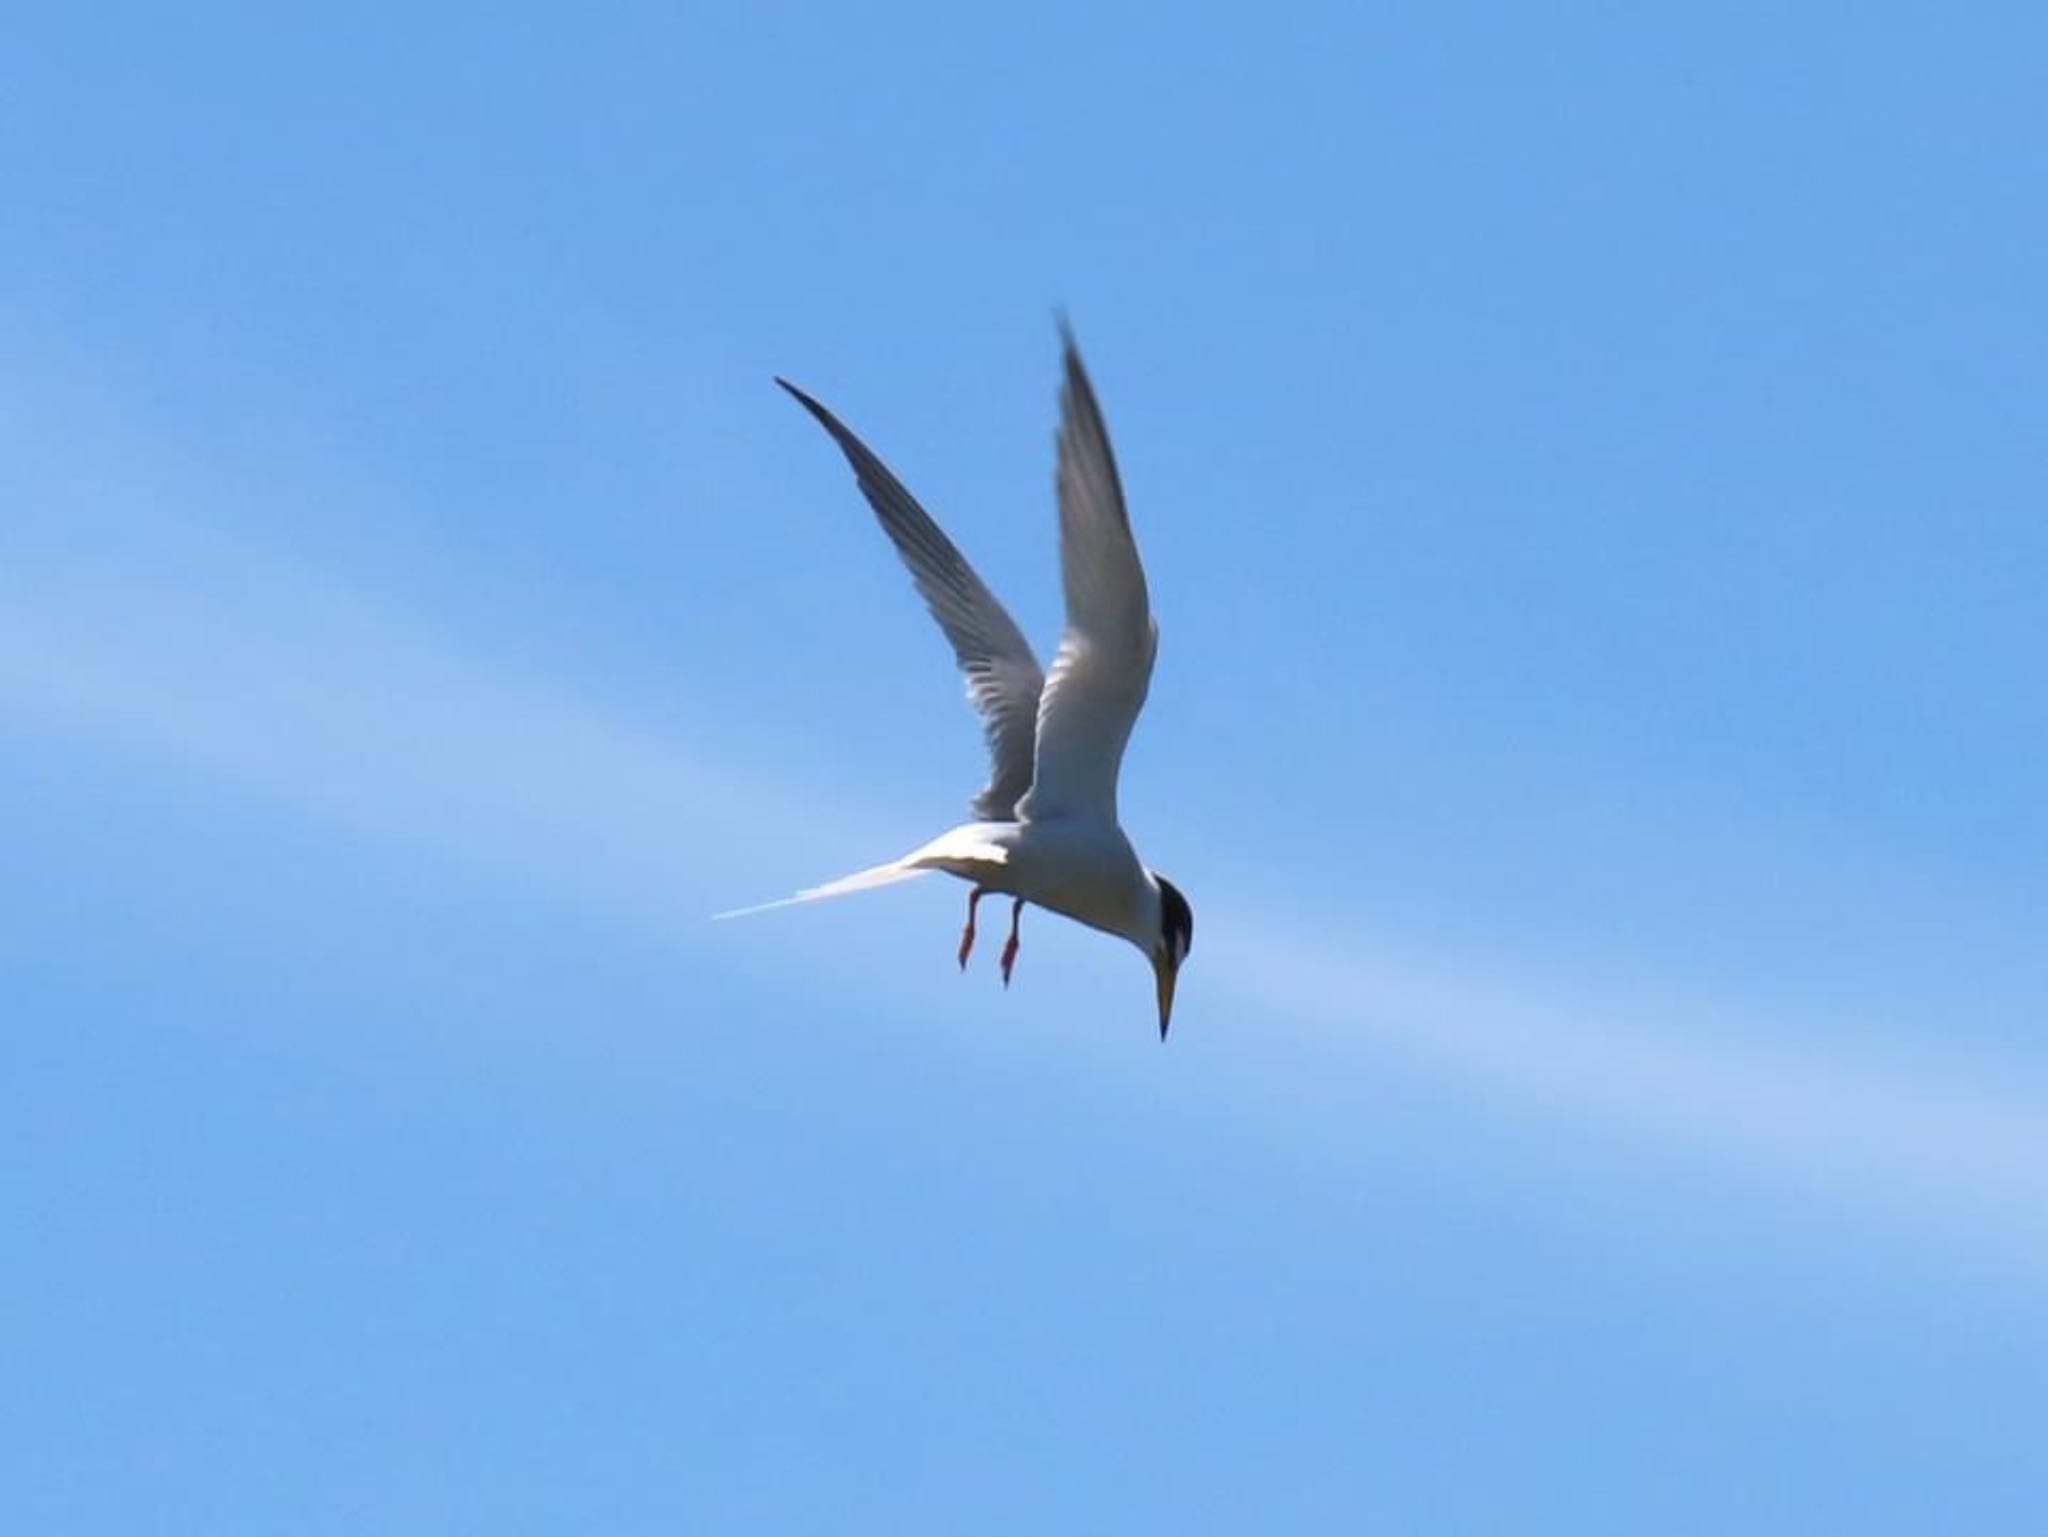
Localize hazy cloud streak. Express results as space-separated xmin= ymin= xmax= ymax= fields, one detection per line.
xmin=5 ymin=543 xmax=2045 ymax=1270
xmin=1212 ymin=917 xmax=2048 ymax=1267
xmin=0 ymin=555 xmax=802 ymax=926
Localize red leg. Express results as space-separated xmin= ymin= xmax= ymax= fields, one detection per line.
xmin=957 ymin=888 xmax=984 ymax=970
xmin=999 ymin=898 xmax=1025 ymax=988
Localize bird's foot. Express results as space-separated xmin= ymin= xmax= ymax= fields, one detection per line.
xmin=999 ymin=898 xmax=1024 ymax=988
xmin=957 ymin=888 xmax=984 ymax=970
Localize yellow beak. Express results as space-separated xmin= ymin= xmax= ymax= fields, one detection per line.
xmin=1154 ymin=956 xmax=1178 ymax=1041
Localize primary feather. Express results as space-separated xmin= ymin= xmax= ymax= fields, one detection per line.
xmin=1016 ymin=328 xmax=1158 ymax=823
xmin=775 ymin=378 xmax=1046 ymax=821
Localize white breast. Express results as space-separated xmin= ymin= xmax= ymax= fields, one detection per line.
xmin=1001 ymin=817 xmax=1149 ymax=942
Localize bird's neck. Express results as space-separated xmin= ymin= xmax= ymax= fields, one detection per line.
xmin=1120 ymin=873 xmax=1163 ymax=952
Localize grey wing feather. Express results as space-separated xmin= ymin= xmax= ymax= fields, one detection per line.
xmin=1018 ymin=327 xmax=1158 ymax=823
xmin=777 ymin=378 xmax=1046 ymax=820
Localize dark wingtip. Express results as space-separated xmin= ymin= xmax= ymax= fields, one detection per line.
xmin=1054 ymin=316 xmax=1108 ymax=447
xmin=1054 ymin=311 xmax=1086 ymax=379
xmin=774 ymin=375 xmax=846 ymax=439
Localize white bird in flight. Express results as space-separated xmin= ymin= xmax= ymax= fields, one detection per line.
xmin=722 ymin=328 xmax=1194 ymax=1039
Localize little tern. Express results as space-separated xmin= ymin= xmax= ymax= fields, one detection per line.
xmin=723 ymin=329 xmax=1193 ymax=1039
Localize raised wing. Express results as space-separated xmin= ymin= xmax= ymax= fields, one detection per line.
xmin=1016 ymin=329 xmax=1158 ymax=824
xmin=778 ymin=378 xmax=1046 ymax=821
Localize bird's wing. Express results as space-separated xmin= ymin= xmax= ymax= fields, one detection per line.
xmin=778 ymin=379 xmax=1046 ymax=821
xmin=1016 ymin=329 xmax=1157 ymax=824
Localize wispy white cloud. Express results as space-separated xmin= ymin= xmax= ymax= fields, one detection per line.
xmin=6 ymin=525 xmax=2046 ymax=1273
xmin=0 ymin=548 xmax=813 ymax=926
xmin=1211 ymin=917 xmax=2048 ymax=1267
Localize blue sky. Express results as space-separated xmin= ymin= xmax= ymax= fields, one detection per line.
xmin=4 ymin=2 xmax=2046 ymax=1530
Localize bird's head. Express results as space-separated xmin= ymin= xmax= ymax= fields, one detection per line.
xmin=1145 ymin=873 xmax=1194 ymax=1040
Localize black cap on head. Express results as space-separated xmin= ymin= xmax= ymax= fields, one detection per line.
xmin=1156 ymin=875 xmax=1193 ymax=963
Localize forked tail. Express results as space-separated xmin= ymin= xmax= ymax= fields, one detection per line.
xmin=712 ymin=860 xmax=933 ymax=920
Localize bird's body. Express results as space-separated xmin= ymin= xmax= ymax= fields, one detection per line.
xmin=901 ymin=816 xmax=1158 ymax=948
xmin=723 ymin=328 xmax=1193 ymax=1036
